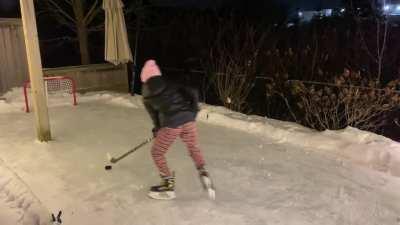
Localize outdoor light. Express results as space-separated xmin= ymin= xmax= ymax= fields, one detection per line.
xmin=396 ymin=5 xmax=400 ymax=11
xmin=340 ymin=8 xmax=345 ymax=13
xmin=298 ymin=11 xmax=303 ymax=17
xmin=384 ymin=5 xmax=390 ymax=11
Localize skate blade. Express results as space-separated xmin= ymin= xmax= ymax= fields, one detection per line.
xmin=148 ymin=191 xmax=176 ymax=200
xmin=208 ymin=188 xmax=216 ymax=200
xmin=201 ymin=176 xmax=216 ymax=200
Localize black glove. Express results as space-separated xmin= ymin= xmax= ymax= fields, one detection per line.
xmin=152 ymin=127 xmax=159 ymax=138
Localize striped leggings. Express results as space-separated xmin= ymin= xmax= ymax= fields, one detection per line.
xmin=151 ymin=122 xmax=205 ymax=177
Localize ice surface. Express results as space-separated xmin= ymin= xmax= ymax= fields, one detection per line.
xmin=0 ymin=89 xmax=399 ymax=225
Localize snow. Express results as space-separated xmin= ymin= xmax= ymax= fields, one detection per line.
xmin=198 ymin=105 xmax=400 ymax=177
xmin=0 ymin=159 xmax=51 ymax=225
xmin=0 ymin=88 xmax=400 ymax=225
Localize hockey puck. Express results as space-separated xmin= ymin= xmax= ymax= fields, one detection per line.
xmin=105 ymin=165 xmax=112 ymax=170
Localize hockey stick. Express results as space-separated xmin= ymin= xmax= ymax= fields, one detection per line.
xmin=110 ymin=137 xmax=154 ymax=164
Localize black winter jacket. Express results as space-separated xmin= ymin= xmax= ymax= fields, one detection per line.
xmin=142 ymin=76 xmax=199 ymax=130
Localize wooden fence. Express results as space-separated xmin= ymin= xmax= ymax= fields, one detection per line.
xmin=43 ymin=63 xmax=129 ymax=93
xmin=0 ymin=18 xmax=29 ymax=95
xmin=0 ymin=18 xmax=129 ymax=96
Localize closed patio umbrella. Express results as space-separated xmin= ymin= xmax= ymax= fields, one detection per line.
xmin=103 ymin=0 xmax=133 ymax=65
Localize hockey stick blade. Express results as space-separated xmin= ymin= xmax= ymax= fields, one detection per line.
xmin=110 ymin=157 xmax=118 ymax=163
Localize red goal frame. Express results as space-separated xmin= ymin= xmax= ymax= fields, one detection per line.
xmin=23 ymin=76 xmax=77 ymax=113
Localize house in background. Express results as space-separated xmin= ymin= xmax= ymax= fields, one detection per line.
xmin=381 ymin=0 xmax=400 ymax=16
xmin=297 ymin=8 xmax=337 ymax=22
xmin=291 ymin=1 xmax=342 ymax=23
xmin=294 ymin=0 xmax=400 ymax=23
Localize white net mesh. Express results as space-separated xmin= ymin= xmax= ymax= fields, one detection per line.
xmin=44 ymin=77 xmax=74 ymax=95
xmin=24 ymin=76 xmax=77 ymax=112
xmin=25 ymin=76 xmax=75 ymax=95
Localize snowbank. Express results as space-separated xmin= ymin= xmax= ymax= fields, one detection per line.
xmin=0 ymin=88 xmax=26 ymax=113
xmin=0 ymin=88 xmax=141 ymax=113
xmin=0 ymin=159 xmax=51 ymax=225
xmin=197 ymin=105 xmax=400 ymax=177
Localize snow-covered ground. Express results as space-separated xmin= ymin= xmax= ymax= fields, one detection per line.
xmin=1 ymin=88 xmax=400 ymax=225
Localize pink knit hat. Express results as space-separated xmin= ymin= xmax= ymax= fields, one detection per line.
xmin=140 ymin=59 xmax=162 ymax=83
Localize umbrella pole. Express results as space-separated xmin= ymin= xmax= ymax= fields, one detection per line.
xmin=131 ymin=17 xmax=141 ymax=96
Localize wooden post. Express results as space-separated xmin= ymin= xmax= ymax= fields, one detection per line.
xmin=20 ymin=0 xmax=52 ymax=142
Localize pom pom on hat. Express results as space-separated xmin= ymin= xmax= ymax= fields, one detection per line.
xmin=140 ymin=59 xmax=162 ymax=83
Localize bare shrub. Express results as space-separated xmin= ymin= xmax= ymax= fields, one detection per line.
xmin=263 ymin=47 xmax=331 ymax=121
xmin=291 ymin=69 xmax=400 ymax=132
xmin=265 ymin=72 xmax=298 ymax=122
xmin=206 ymin=20 xmax=267 ymax=112
xmin=291 ymin=81 xmax=346 ymax=130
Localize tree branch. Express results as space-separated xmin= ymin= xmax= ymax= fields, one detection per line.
xmin=47 ymin=0 xmax=76 ymax=23
xmin=62 ymin=0 xmax=73 ymax=6
xmin=84 ymin=0 xmax=102 ymax=26
xmin=395 ymin=118 xmax=400 ymax=127
xmin=87 ymin=23 xmax=105 ymax=32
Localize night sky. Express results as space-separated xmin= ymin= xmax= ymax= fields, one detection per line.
xmin=150 ymin=0 xmax=341 ymax=10
xmin=0 ymin=0 xmax=18 ymax=14
xmin=281 ymin=0 xmax=341 ymax=9
xmin=0 ymin=0 xmax=342 ymax=17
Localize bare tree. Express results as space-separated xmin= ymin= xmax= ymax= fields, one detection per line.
xmin=41 ymin=0 xmax=103 ymax=64
xmin=353 ymin=0 xmax=389 ymax=82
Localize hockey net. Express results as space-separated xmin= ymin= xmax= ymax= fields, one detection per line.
xmin=23 ymin=76 xmax=77 ymax=113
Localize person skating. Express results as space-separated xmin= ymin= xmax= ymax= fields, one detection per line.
xmin=140 ymin=59 xmax=215 ymax=200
